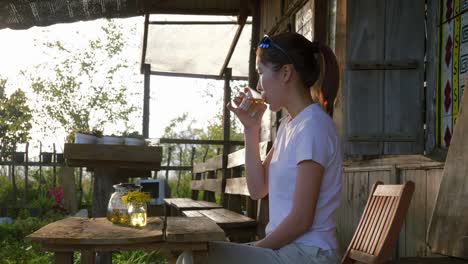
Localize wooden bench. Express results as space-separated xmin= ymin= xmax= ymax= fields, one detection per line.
xmin=164 ymin=198 xmax=222 ymax=216
xmin=165 ymin=141 xmax=271 ymax=242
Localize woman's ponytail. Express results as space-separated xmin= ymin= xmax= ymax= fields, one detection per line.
xmin=314 ymin=42 xmax=339 ymax=117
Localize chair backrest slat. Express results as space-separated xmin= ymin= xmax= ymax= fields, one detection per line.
xmin=363 ymin=196 xmax=384 ymax=253
xmin=342 ymin=181 xmax=415 ymax=264
xmin=351 ymin=186 xmax=379 ymax=251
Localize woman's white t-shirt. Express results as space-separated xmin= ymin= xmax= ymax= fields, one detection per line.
xmin=266 ymin=103 xmax=342 ymax=250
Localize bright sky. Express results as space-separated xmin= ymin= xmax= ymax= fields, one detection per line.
xmin=0 ymin=17 xmax=240 ymax=155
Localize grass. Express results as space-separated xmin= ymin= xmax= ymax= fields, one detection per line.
xmin=0 ymin=170 xmax=169 ymax=263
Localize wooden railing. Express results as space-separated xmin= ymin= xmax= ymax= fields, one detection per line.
xmin=191 ymin=141 xmax=272 ymax=238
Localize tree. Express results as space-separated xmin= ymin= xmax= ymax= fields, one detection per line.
xmin=0 ymin=78 xmax=33 ymax=160
xmin=26 ymin=19 xmax=141 ymax=138
xmin=160 ymin=90 xmax=245 ymax=197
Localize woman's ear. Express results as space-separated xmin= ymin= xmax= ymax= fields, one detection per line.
xmin=280 ymin=64 xmax=294 ymax=83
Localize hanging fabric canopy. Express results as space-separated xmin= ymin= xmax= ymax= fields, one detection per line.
xmin=144 ymin=15 xmax=252 ymax=79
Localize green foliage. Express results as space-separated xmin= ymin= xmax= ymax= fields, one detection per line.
xmin=168 ymin=174 xmax=192 ymax=198
xmin=26 ymin=19 xmax=141 ymax=137
xmin=112 ymin=250 xmax=167 ymax=264
xmin=0 ymin=79 xmax=33 ymax=161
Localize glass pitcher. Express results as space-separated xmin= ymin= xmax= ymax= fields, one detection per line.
xmin=107 ymin=183 xmax=141 ymax=225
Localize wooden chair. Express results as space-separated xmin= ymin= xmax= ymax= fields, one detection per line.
xmin=342 ymin=181 xmax=415 ymax=264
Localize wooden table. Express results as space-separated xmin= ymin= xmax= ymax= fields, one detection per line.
xmin=64 ymin=143 xmax=163 ymax=263
xmin=26 ymin=216 xmax=226 ymax=264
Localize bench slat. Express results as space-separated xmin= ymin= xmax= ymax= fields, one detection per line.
xmin=193 ymin=155 xmax=223 ymax=173
xmin=196 ymin=209 xmax=256 ymax=228
xmin=170 ymin=199 xmax=222 ymax=211
xmin=225 ymin=178 xmax=250 ymax=196
xmin=190 ymin=179 xmax=223 ymax=193
xmin=182 ymin=211 xmax=204 ymax=217
xmin=227 ymin=141 xmax=271 ymax=168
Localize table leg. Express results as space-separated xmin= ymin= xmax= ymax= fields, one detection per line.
xmin=54 ymin=252 xmax=73 ymax=264
xmin=81 ymin=251 xmax=96 ymax=264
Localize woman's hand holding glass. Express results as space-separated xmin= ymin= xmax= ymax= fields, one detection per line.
xmin=227 ymin=87 xmax=267 ymax=131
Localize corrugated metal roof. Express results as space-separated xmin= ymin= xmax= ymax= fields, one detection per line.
xmin=0 ymin=0 xmax=139 ymax=30
xmin=0 ymin=0 xmax=251 ymax=30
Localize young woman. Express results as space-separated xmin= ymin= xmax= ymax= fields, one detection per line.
xmin=177 ymin=32 xmax=342 ymax=264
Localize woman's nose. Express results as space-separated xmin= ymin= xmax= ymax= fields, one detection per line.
xmin=256 ymin=80 xmax=263 ymax=92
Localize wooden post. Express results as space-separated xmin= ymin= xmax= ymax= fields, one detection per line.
xmin=249 ymin=0 xmax=261 ymax=89
xmin=203 ymin=171 xmax=216 ymax=202
xmin=60 ymin=166 xmax=77 ymax=214
xmin=221 ymin=68 xmax=232 ymax=207
xmin=39 ymin=142 xmax=43 ymax=192
xmin=143 ymin=63 xmax=151 ymax=139
xmin=54 ymin=252 xmax=73 ymax=264
xmin=165 ymin=147 xmax=173 ymax=198
xmin=92 ymin=168 xmax=127 ymax=264
xmin=53 ymin=144 xmax=57 ymax=187
xmin=227 ymin=166 xmax=242 ymax=213
xmin=24 ymin=142 xmax=29 ymax=204
xmin=78 ymin=167 xmax=83 ymax=209
xmin=312 ymin=0 xmax=329 ymax=44
xmin=176 ymin=147 xmax=183 ymax=196
xmin=11 ymin=147 xmax=17 ymax=207
xmin=190 ymin=147 xmax=198 ymax=201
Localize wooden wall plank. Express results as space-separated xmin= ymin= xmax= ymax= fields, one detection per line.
xmin=425 ymin=0 xmax=439 ymax=153
xmin=333 ymin=0 xmax=347 ymax=157
xmin=399 ymin=169 xmax=427 ymax=257
xmin=345 ymin=0 xmax=385 ymax=155
xmin=338 ymin=171 xmax=370 ymax=250
xmin=426 ymin=168 xmax=444 ymax=257
xmin=260 ymin=0 xmax=282 ymax=34
xmin=383 ymin=0 xmax=425 ymax=154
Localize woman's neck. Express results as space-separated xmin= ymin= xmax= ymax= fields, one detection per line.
xmin=285 ymin=88 xmax=314 ymax=119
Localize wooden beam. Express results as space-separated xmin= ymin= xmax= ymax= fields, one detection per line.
xmin=143 ymin=63 xmax=150 ymax=138
xmin=313 ymin=0 xmax=329 ymax=43
xmin=149 ymin=70 xmax=248 ymax=81
xmin=159 ymin=138 xmax=244 ymax=146
xmin=219 ymin=17 xmax=247 ymax=77
xmin=138 ymin=0 xmax=252 ymax=16
xmin=148 ymin=21 xmax=248 ymax=25
xmin=140 ymin=14 xmax=149 ymax=74
xmin=248 ymin=0 xmax=261 ymax=88
xmin=221 ymin=68 xmax=232 ymax=207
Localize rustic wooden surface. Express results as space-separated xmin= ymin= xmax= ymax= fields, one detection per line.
xmin=383 ymin=0 xmax=425 ymax=154
xmin=165 ymin=198 xmax=222 ymax=211
xmin=345 ymin=0 xmax=425 ymax=155
xmin=190 ymin=179 xmax=222 ymax=193
xmin=428 ymin=92 xmax=468 ymax=258
xmin=189 ymin=209 xmax=255 ymax=229
xmin=165 ymin=217 xmax=226 ymax=242
xmin=227 ymin=141 xmax=270 ymax=168
xmin=193 ymin=155 xmax=222 ymax=174
xmin=182 ymin=211 xmax=204 ymax=217
xmin=60 ymin=166 xmax=77 ymax=214
xmin=26 ymin=217 xmax=164 ymax=245
xmin=64 ymin=143 xmax=162 ymax=170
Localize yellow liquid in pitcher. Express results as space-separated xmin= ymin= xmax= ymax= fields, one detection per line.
xmin=107 ymin=209 xmax=129 ymax=225
xmin=129 ymin=213 xmax=147 ymax=227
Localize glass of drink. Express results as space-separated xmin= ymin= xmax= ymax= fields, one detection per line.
xmin=239 ymin=87 xmax=265 ymax=112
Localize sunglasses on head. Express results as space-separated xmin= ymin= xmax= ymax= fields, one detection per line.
xmin=258 ymin=35 xmax=295 ymax=66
